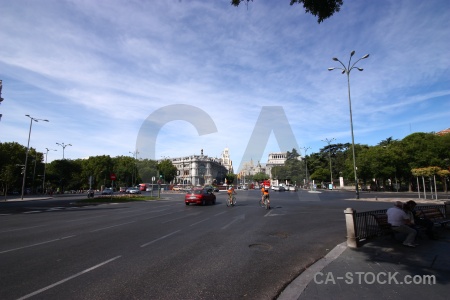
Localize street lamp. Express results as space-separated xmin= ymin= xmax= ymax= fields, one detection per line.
xmin=322 ymin=138 xmax=335 ymax=189
xmin=42 ymin=148 xmax=57 ymax=194
xmin=130 ymin=150 xmax=139 ymax=186
xmin=21 ymin=115 xmax=49 ymax=200
xmin=56 ymin=142 xmax=72 ymax=159
xmin=301 ymin=146 xmax=311 ymax=187
xmin=328 ymin=50 xmax=369 ymax=199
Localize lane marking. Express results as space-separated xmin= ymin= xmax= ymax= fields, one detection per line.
xmin=89 ymin=221 xmax=136 ymax=233
xmin=17 ymin=256 xmax=121 ymax=300
xmin=213 ymin=211 xmax=227 ymax=216
xmin=221 ymin=214 xmax=245 ymax=230
xmin=190 ymin=218 xmax=210 ymax=226
xmin=0 ymin=224 xmax=47 ymax=234
xmin=0 ymin=235 xmax=75 ymax=254
xmin=141 ymin=230 xmax=181 ymax=248
xmin=161 ymin=212 xmax=201 ymax=224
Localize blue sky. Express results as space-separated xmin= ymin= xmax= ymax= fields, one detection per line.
xmin=1 ymin=0 xmax=449 ymax=171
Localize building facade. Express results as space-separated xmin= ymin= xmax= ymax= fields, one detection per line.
xmin=265 ymin=152 xmax=288 ymax=178
xmin=166 ymin=150 xmax=229 ymax=186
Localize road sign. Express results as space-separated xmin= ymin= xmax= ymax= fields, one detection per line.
xmin=110 ymin=173 xmax=116 ymax=180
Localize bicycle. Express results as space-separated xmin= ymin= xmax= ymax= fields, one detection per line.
xmin=227 ymin=194 xmax=236 ymax=207
xmin=260 ymin=194 xmax=270 ymax=210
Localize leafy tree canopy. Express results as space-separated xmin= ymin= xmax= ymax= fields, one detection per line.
xmin=231 ymin=0 xmax=343 ymax=23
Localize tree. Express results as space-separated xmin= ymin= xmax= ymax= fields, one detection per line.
xmin=225 ymin=173 xmax=237 ymax=185
xmin=231 ymin=0 xmax=343 ymax=23
xmin=157 ymin=159 xmax=177 ymax=184
xmin=253 ymin=172 xmax=269 ymax=182
xmin=310 ymin=167 xmax=329 ymax=183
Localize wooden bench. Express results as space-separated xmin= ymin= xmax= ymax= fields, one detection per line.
xmin=371 ymin=214 xmax=395 ymax=236
xmin=418 ymin=207 xmax=450 ymax=227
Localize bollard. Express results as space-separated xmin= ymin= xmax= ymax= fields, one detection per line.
xmin=344 ymin=208 xmax=358 ymax=248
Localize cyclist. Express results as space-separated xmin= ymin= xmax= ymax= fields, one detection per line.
xmin=227 ymin=185 xmax=236 ymax=206
xmin=260 ymin=185 xmax=270 ymax=208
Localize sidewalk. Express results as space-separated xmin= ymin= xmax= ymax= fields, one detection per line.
xmin=279 ymin=224 xmax=450 ymax=299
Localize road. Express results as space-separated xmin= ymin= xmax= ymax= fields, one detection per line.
xmin=0 ymin=189 xmax=415 ymax=299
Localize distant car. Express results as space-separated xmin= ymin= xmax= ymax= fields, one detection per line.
xmin=172 ymin=186 xmax=183 ymax=191
xmin=119 ymin=187 xmax=127 ymax=193
xmin=203 ymin=185 xmax=219 ymax=193
xmin=288 ymin=185 xmax=298 ymax=191
xmin=241 ymin=186 xmax=248 ymax=190
xmin=272 ymin=185 xmax=285 ymax=191
xmin=101 ymin=188 xmax=113 ymax=195
xmin=126 ymin=187 xmax=141 ymax=194
xmin=185 ymin=188 xmax=216 ymax=206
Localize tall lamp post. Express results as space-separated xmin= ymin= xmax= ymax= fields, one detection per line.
xmin=301 ymin=146 xmax=311 ymax=187
xmin=328 ymin=50 xmax=369 ymax=199
xmin=56 ymin=142 xmax=72 ymax=159
xmin=21 ymin=115 xmax=49 ymax=200
xmin=129 ymin=150 xmax=139 ymax=186
xmin=42 ymin=148 xmax=57 ymax=194
xmin=322 ymin=138 xmax=335 ymax=189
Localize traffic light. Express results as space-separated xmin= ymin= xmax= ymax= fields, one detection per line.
xmin=21 ymin=167 xmax=25 ymax=174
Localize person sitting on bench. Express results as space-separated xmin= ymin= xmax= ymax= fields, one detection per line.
xmin=387 ymin=201 xmax=417 ymax=248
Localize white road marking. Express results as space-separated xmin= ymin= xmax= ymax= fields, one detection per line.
xmin=89 ymin=221 xmax=136 ymax=232
xmin=17 ymin=256 xmax=122 ymax=300
xmin=0 ymin=235 xmax=75 ymax=254
xmin=141 ymin=230 xmax=181 ymax=247
xmin=190 ymin=218 xmax=210 ymax=226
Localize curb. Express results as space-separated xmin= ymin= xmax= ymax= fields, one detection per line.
xmin=278 ymin=242 xmax=347 ymax=300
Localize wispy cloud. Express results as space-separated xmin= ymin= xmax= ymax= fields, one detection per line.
xmin=1 ymin=0 xmax=449 ymax=169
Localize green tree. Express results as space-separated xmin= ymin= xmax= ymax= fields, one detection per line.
xmin=310 ymin=167 xmax=329 ymax=183
xmin=137 ymin=159 xmax=159 ymax=183
xmin=231 ymin=0 xmax=343 ymax=23
xmin=157 ymin=159 xmax=177 ymax=183
xmin=225 ymin=173 xmax=236 ymax=185
xmin=253 ymin=172 xmax=269 ymax=182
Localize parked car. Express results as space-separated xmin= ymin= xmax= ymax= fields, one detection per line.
xmin=126 ymin=187 xmax=141 ymax=194
xmin=101 ymin=188 xmax=113 ymax=195
xmin=185 ymin=188 xmax=216 ymax=206
xmin=119 ymin=187 xmax=127 ymax=193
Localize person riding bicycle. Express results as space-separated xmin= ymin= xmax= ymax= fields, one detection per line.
xmin=261 ymin=185 xmax=270 ymax=206
xmin=227 ymin=185 xmax=236 ymax=205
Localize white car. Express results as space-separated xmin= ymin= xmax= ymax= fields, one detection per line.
xmin=272 ymin=185 xmax=285 ymax=191
xmin=126 ymin=187 xmax=141 ymax=194
xmin=288 ymin=185 xmax=298 ymax=191
xmin=101 ymin=188 xmax=113 ymax=195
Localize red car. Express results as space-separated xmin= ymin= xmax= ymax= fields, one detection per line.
xmin=185 ymin=188 xmax=216 ymax=206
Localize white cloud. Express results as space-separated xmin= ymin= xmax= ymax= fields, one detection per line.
xmin=1 ymin=0 xmax=449 ymax=169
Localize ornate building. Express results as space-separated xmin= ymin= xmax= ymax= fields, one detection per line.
xmin=265 ymin=152 xmax=287 ymax=178
xmin=221 ymin=147 xmax=233 ymax=174
xmin=240 ymin=158 xmax=266 ymax=177
xmin=165 ymin=149 xmax=229 ymax=186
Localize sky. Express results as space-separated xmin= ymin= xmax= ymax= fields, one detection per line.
xmin=1 ymin=0 xmax=449 ymax=172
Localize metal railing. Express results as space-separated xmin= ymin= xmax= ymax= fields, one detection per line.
xmin=345 ymin=204 xmax=448 ymax=247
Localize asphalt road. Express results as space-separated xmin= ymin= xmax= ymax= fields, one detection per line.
xmin=0 ymin=189 xmax=419 ymax=299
